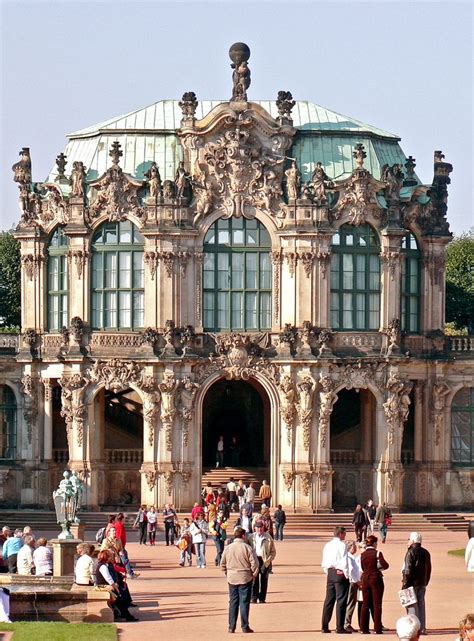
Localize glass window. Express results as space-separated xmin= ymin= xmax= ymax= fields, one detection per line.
xmin=0 ymin=386 xmax=16 ymax=460
xmin=91 ymin=221 xmax=144 ymax=330
xmin=47 ymin=227 xmax=69 ymax=331
xmin=203 ymin=218 xmax=272 ymax=331
xmin=330 ymin=224 xmax=380 ymax=330
xmin=451 ymin=387 xmax=474 ymax=466
xmin=401 ymin=233 xmax=421 ymax=333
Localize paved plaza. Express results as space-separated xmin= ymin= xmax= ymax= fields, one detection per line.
xmin=114 ymin=527 xmax=472 ymax=640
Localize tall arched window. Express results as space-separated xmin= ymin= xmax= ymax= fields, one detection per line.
xmin=0 ymin=386 xmax=16 ymax=460
xmin=91 ymin=220 xmax=144 ymax=330
xmin=330 ymin=224 xmax=381 ymax=330
xmin=451 ymin=387 xmax=474 ymax=466
xmin=203 ymin=218 xmax=272 ymax=331
xmin=401 ymin=232 xmax=421 ymax=333
xmin=48 ymin=227 xmax=69 ymax=330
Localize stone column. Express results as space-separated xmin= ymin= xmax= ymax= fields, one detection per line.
xmin=144 ymin=239 xmax=159 ymax=329
xmin=380 ymin=230 xmax=404 ymax=331
xmin=414 ymin=381 xmax=424 ymax=462
xmin=315 ymin=234 xmax=332 ymax=328
xmin=42 ymin=377 xmax=53 ymax=460
xmin=281 ymin=247 xmax=297 ymax=326
xmin=315 ymin=372 xmax=336 ymax=510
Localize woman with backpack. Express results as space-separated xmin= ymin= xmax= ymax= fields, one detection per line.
xmin=209 ymin=508 xmax=228 ymax=566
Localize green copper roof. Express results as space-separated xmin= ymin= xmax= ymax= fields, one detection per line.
xmin=48 ymin=100 xmax=408 ymax=184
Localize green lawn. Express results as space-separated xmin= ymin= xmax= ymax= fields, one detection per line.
xmin=447 ymin=548 xmax=465 ymax=557
xmin=0 ymin=623 xmax=117 ymax=641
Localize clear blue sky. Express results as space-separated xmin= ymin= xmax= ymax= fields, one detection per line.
xmin=1 ymin=0 xmax=472 ymax=234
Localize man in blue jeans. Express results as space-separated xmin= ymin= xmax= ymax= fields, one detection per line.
xmin=221 ymin=527 xmax=259 ymax=634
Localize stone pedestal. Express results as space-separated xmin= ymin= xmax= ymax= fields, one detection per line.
xmin=70 ymin=523 xmax=86 ymax=541
xmin=51 ymin=538 xmax=81 ymax=577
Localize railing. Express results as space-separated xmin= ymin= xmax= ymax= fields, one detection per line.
xmin=401 ymin=450 xmax=415 ymax=465
xmin=330 ymin=450 xmax=361 ymax=465
xmin=0 ymin=334 xmax=19 ymax=354
xmin=105 ymin=449 xmax=143 ymax=464
xmin=53 ymin=449 xmax=69 ymax=464
xmin=449 ymin=336 xmax=474 ymax=352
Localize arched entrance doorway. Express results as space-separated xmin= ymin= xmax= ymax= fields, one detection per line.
xmin=95 ymin=387 xmax=143 ymax=508
xmin=330 ymin=388 xmax=376 ymax=510
xmin=202 ymin=379 xmax=270 ymax=470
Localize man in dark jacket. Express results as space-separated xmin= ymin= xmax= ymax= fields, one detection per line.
xmin=401 ymin=532 xmax=432 ymax=634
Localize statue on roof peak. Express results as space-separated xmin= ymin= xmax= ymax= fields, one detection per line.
xmin=12 ymin=147 xmax=32 ymax=185
xmin=109 ymin=141 xmax=123 ymax=166
xmin=229 ymin=42 xmax=251 ymax=102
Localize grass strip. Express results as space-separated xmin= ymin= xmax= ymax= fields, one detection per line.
xmin=0 ymin=622 xmax=117 ymax=641
xmin=447 ymin=548 xmax=465 ymax=557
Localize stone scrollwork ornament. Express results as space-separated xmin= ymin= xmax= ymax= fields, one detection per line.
xmin=159 ymin=371 xmax=180 ymax=451
xmin=143 ymin=396 xmax=160 ymax=447
xmin=178 ymin=377 xmax=199 ymax=446
xmin=282 ymin=470 xmax=296 ymax=492
xmin=319 ymin=375 xmax=337 ymax=448
xmin=300 ymin=472 xmax=312 ymax=497
xmin=278 ymin=375 xmax=298 ymax=445
xmin=179 ymin=91 xmax=198 ymax=119
xmin=87 ymin=358 xmax=142 ymax=394
xmin=144 ymin=469 xmax=158 ymax=492
xmin=432 ymin=379 xmax=450 ymax=447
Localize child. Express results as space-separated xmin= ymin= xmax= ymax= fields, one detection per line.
xmin=177 ymin=518 xmax=192 ymax=567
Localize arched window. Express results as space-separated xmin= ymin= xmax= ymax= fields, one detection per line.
xmin=401 ymin=232 xmax=421 ymax=332
xmin=330 ymin=224 xmax=381 ymax=330
xmin=451 ymin=387 xmax=474 ymax=466
xmin=47 ymin=227 xmax=69 ymax=331
xmin=0 ymin=386 xmax=16 ymax=460
xmin=91 ymin=220 xmax=144 ymax=330
xmin=203 ymin=218 xmax=272 ymax=331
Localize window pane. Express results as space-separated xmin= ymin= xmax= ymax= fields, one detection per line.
xmin=133 ymin=291 xmax=144 ymax=328
xmin=330 ymin=254 xmax=339 ymax=290
xmin=105 ymin=253 xmax=117 ymax=288
xmin=61 ymin=257 xmax=68 ymax=291
xmin=246 ymin=223 xmax=258 ymax=245
xmin=369 ymin=255 xmax=380 ymax=290
xmin=104 ymin=224 xmax=117 ymax=244
xmin=246 ymin=253 xmax=257 ymax=288
xmin=231 ymin=292 xmax=243 ymax=328
xmin=119 ymin=291 xmax=131 ymax=327
xmin=217 ymin=292 xmax=229 ymax=328
xmin=119 ymin=252 xmax=131 ymax=288
xmin=356 ymin=293 xmax=365 ymax=328
xmin=105 ymin=292 xmax=117 ymax=328
xmin=217 ymin=219 xmax=230 ymax=244
xmin=330 ymin=293 xmax=340 ymax=329
xmin=119 ymin=220 xmax=132 ymax=243
xmin=203 ymin=292 xmax=214 ymax=328
xmin=92 ymin=254 xmax=103 ymax=288
xmin=260 ymin=292 xmax=271 ymax=328
xmin=204 ymin=227 xmax=215 ymax=244
xmin=369 ymin=293 xmax=380 ymax=329
xmin=92 ymin=292 xmax=101 ymax=328
xmin=356 ymin=255 xmax=365 ymax=289
xmin=232 ymin=218 xmax=244 ymax=244
xmin=133 ymin=228 xmax=145 ymax=244
xmin=342 ymin=254 xmax=353 ymax=289
xmin=133 ymin=252 xmax=144 ymax=288
xmin=345 ymin=233 xmax=354 ymax=246
xmin=259 ymin=227 xmax=271 ymax=246
xmin=245 ymin=292 xmax=257 ymax=329
xmin=343 ymin=293 xmax=353 ymax=328
xmin=49 ymin=256 xmax=59 ymax=291
xmin=217 ymin=253 xmax=229 ymax=288
xmin=232 ymin=253 xmax=244 ymax=288
xmin=260 ymin=253 xmax=271 ymax=289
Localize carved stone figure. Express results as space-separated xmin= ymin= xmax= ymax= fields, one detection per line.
xmin=179 ymin=325 xmax=195 ymax=356
xmin=383 ymin=374 xmax=413 ymax=445
xmin=278 ymin=323 xmax=298 ymax=356
xmin=318 ymin=329 xmax=333 ymax=357
xmin=433 ymin=380 xmax=450 ymax=446
xmin=229 ymin=42 xmax=251 ymax=101
xmin=161 ymin=320 xmax=178 ymax=356
xmin=70 ymin=161 xmax=86 ymax=197
xmin=55 ymin=153 xmax=67 ymax=182
xmin=297 ymin=375 xmax=316 ymax=450
xmin=319 ymin=375 xmax=337 ymax=447
xmin=145 ymin=162 xmax=162 ymax=200
xmin=285 ymin=160 xmax=300 ymax=202
xmin=70 ymin=316 xmax=85 ymax=344
xmin=179 ymin=376 xmax=199 ymax=445
xmin=334 ymin=160 xmax=382 ymax=226
xmin=353 ymin=143 xmax=367 ymax=169
xmin=385 ymin=318 xmax=401 ymax=356
xmin=159 ymin=371 xmax=180 ymax=450
xmin=179 ymin=91 xmax=198 ymax=119
xmin=381 ymin=163 xmax=404 ymax=201
xmin=175 ymin=161 xmax=190 ymax=201
xmin=143 ymin=396 xmax=160 ymax=447
xmin=276 ymin=91 xmax=296 ymax=119
xmin=12 ymin=148 xmax=32 ymax=184
xmin=278 ymin=375 xmax=297 ymax=444
xmin=311 ymin=162 xmax=331 ymax=203
xmin=162 ymin=180 xmax=175 ymax=201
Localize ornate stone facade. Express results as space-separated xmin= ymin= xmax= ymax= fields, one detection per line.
xmin=1 ymin=43 xmax=472 ymax=512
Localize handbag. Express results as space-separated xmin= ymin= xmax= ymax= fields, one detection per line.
xmin=384 ymin=515 xmax=392 ymax=526
xmin=398 ymin=586 xmax=417 ymax=607
xmin=376 ymin=551 xmax=383 ymax=570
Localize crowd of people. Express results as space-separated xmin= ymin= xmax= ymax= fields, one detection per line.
xmin=0 ymin=484 xmax=472 ymax=634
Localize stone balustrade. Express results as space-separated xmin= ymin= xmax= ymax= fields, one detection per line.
xmin=330 ymin=450 xmax=361 ymax=465
xmin=104 ymin=448 xmax=143 ymax=464
xmin=449 ymin=336 xmax=474 ymax=352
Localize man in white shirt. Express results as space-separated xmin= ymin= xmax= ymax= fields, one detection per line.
xmin=321 ymin=526 xmax=350 ymax=634
xmin=227 ymin=477 xmax=237 ymax=511
xmin=17 ymin=535 xmax=35 ymax=576
xmin=216 ymin=435 xmax=224 ymax=468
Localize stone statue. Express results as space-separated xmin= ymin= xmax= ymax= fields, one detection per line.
xmin=55 ymin=153 xmax=67 ymax=181
xmin=285 ymin=160 xmax=301 ymax=202
xmin=229 ymin=42 xmax=251 ymax=101
xmin=145 ymin=162 xmax=162 ymax=200
xmin=70 ymin=162 xmax=86 ymax=197
xmin=179 ymin=91 xmax=198 ymax=119
xmin=179 ymin=376 xmax=199 ymax=422
xmin=276 ymin=91 xmax=296 ymax=119
xmin=279 ymin=375 xmax=298 ymax=443
xmin=53 ymin=470 xmax=76 ymax=539
xmin=311 ymin=162 xmax=331 ymax=203
xmin=174 ymin=161 xmax=189 ymax=200
xmin=381 ymin=163 xmax=404 ymax=200
xmin=319 ymin=375 xmax=337 ymax=447
xmin=12 ymin=147 xmax=32 ymax=184
xmin=163 ymin=180 xmax=175 ymax=201
xmin=70 ymin=470 xmax=84 ymax=522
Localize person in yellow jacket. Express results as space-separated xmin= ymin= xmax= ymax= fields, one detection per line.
xmin=247 ymin=520 xmax=276 ymax=604
xmin=258 ymin=480 xmax=272 ymax=505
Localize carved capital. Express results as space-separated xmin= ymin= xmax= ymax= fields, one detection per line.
xmin=144 ymin=251 xmax=159 ymax=280
xmin=316 ymin=250 xmax=331 ymax=279
xmin=284 ymin=251 xmax=298 ymax=277
xmin=298 ymin=251 xmax=316 ymax=278
xmin=282 ymin=470 xmax=296 ymax=492
xmin=380 ymin=249 xmax=400 ymax=280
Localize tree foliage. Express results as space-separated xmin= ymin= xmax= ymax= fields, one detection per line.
xmin=0 ymin=232 xmax=21 ymax=328
xmin=446 ymin=230 xmax=474 ymax=334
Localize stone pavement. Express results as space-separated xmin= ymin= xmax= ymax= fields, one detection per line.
xmin=115 ymin=527 xmax=472 ymax=640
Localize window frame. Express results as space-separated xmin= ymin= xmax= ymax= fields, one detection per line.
xmin=451 ymin=387 xmax=474 ymax=467
xmin=0 ymin=386 xmax=17 ymax=460
xmin=47 ymin=226 xmax=69 ymax=331
xmin=91 ymin=221 xmax=145 ymax=331
xmin=330 ymin=224 xmax=381 ymax=331
xmin=400 ymin=232 xmax=421 ymax=333
xmin=203 ymin=218 xmax=272 ymax=332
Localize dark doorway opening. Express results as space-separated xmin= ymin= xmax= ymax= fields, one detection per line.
xmin=202 ymin=379 xmax=269 ymax=468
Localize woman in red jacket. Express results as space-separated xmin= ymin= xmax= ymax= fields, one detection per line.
xmin=360 ymin=535 xmax=389 ymax=634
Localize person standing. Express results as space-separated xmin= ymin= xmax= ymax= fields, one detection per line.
xmin=259 ymin=480 xmax=272 ymax=505
xmin=177 ymin=518 xmax=193 ymax=567
xmin=147 ymin=506 xmax=157 ymax=545
xmin=221 ymin=527 xmax=259 ymax=634
xmin=244 ymin=482 xmax=256 ymax=514
xmin=352 ymin=504 xmax=369 ymax=543
xmin=402 ymin=532 xmax=432 ymax=634
xmin=247 ymin=520 xmax=276 ymax=604
xmin=190 ymin=513 xmax=208 ymax=569
xmin=237 ymin=480 xmax=247 ymax=509
xmin=133 ymin=505 xmax=148 ymax=545
xmin=235 ymin=507 xmax=253 ymax=534
xmin=375 ymin=503 xmax=392 ymax=543
xmin=344 ymin=541 xmax=364 ymax=632
xmin=227 ymin=477 xmax=238 ymax=511
xmin=229 ymin=436 xmax=241 ymax=467
xmin=273 ymin=505 xmax=286 ymax=541
xmin=0 ymin=527 xmax=10 ymax=573
xmin=163 ymin=503 xmax=178 ymax=546
xmin=2 ymin=529 xmax=23 ymax=574
xmin=321 ymin=526 xmax=350 ymax=634
xmin=216 ymin=435 xmax=225 ymax=468
xmin=209 ymin=508 xmax=228 ymax=566
xmin=366 ymin=500 xmax=377 ymax=535
xmin=360 ymin=534 xmax=389 ymax=634
xmin=114 ymin=513 xmax=139 ymax=579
